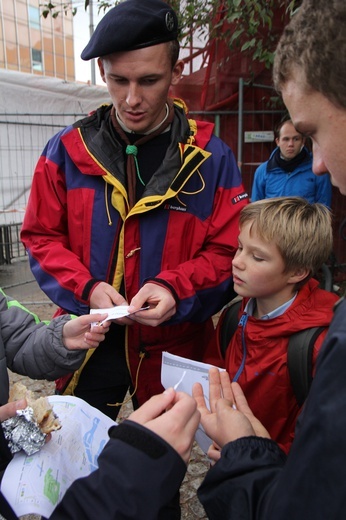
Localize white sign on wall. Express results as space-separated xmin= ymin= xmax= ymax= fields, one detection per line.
xmin=244 ymin=131 xmax=274 ymax=143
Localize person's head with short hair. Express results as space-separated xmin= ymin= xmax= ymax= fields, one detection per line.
xmin=273 ymin=0 xmax=346 ymax=195
xmin=232 ymin=197 xmax=332 ymax=309
xmin=274 ymin=118 xmax=305 ymax=161
xmin=81 ymin=0 xmax=184 ymax=135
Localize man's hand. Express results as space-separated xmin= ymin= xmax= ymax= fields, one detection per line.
xmin=89 ymin=282 xmax=133 ymax=325
xmin=62 ymin=314 xmax=110 ymax=350
xmin=89 ymin=282 xmax=128 ymax=308
xmin=128 ymin=388 xmax=200 ymax=464
xmin=193 ymin=368 xmax=270 ymax=450
xmin=128 ymin=283 xmax=176 ymax=326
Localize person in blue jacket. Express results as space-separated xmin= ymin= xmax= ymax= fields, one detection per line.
xmin=251 ymin=118 xmax=332 ymax=207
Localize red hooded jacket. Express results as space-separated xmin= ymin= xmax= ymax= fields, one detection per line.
xmin=222 ymin=279 xmax=339 ymax=453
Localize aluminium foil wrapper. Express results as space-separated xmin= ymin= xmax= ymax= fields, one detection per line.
xmin=2 ymin=406 xmax=46 ymax=456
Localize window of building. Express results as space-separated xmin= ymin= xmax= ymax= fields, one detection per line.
xmin=28 ymin=6 xmax=40 ymax=30
xmin=31 ymin=48 xmax=42 ymax=71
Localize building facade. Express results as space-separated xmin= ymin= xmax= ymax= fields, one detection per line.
xmin=0 ymin=0 xmax=74 ymax=81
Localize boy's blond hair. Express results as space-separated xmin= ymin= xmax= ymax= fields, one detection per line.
xmin=240 ymin=197 xmax=332 ymax=286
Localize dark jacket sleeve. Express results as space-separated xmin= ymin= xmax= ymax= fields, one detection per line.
xmin=199 ymin=297 xmax=346 ymax=520
xmin=49 ymin=420 xmax=187 ymax=520
xmin=0 ymin=424 xmax=18 ymax=520
xmin=198 ymin=437 xmax=286 ymax=518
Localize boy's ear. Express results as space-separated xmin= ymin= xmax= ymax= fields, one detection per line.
xmin=287 ymin=268 xmax=310 ymax=285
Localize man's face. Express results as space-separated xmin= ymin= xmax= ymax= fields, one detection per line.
xmin=275 ymin=121 xmax=304 ymax=160
xmin=98 ymin=43 xmax=183 ymax=134
xmin=282 ymin=68 xmax=346 ymax=195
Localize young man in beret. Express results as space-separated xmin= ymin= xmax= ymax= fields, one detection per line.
xmin=21 ymin=0 xmax=248 ymax=419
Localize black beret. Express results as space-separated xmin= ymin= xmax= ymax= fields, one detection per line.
xmin=81 ymin=0 xmax=179 ymax=61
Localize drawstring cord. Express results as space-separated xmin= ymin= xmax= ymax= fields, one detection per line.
xmin=233 ymin=313 xmax=249 ymax=382
xmin=104 ymin=182 xmax=113 ymax=226
xmin=107 ymin=351 xmax=145 ymax=407
xmin=175 ymin=169 xmax=206 ymax=207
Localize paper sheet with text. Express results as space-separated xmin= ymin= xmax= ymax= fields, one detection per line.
xmin=161 ymin=352 xmax=225 ymax=454
xmin=1 ymin=395 xmax=115 ymax=518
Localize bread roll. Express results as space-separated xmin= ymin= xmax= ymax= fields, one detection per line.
xmin=8 ymin=382 xmax=61 ymax=434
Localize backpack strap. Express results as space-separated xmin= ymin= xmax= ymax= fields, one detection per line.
xmin=218 ymin=296 xmax=243 ymax=359
xmin=218 ymin=299 xmax=326 ymax=407
xmin=287 ymin=326 xmax=326 ymax=407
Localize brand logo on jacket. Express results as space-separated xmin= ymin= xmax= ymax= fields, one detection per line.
xmin=231 ymin=192 xmax=248 ymax=205
xmin=164 ymin=203 xmax=187 ymax=212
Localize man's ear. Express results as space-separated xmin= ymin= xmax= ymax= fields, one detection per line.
xmin=98 ymin=58 xmax=106 ymax=83
xmin=287 ymin=268 xmax=310 ymax=285
xmin=171 ymin=59 xmax=184 ymax=86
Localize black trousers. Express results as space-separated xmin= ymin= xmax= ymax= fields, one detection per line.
xmin=74 ymin=323 xmax=137 ymax=421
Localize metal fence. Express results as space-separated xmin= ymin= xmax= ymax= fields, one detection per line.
xmin=0 ymin=105 xmax=345 ymax=283
xmin=0 ymin=223 xmax=25 ymax=264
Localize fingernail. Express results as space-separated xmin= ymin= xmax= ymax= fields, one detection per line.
xmin=15 ymin=399 xmax=26 ymax=409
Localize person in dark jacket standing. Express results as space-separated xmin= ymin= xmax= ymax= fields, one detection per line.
xmin=251 ymin=118 xmax=332 ymax=207
xmin=193 ymin=1 xmax=346 ymax=518
xmin=21 ymin=0 xmax=247 ymax=419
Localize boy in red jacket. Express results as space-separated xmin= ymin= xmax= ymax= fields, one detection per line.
xmin=212 ymin=197 xmax=339 ymax=454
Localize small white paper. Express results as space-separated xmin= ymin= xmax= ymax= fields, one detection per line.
xmin=90 ymin=305 xmax=149 ymax=325
xmin=161 ymin=352 xmax=225 ymax=454
xmin=1 ymin=395 xmax=115 ymax=518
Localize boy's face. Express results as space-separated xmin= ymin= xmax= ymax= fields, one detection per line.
xmin=282 ymin=68 xmax=346 ymax=195
xmin=232 ymin=222 xmax=298 ymax=306
xmin=98 ymin=43 xmax=183 ymax=134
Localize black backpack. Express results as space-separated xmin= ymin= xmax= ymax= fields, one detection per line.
xmin=218 ymin=297 xmax=326 ymax=406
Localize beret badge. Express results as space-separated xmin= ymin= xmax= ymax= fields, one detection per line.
xmin=165 ymin=12 xmax=175 ymax=32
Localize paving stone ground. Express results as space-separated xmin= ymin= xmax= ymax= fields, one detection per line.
xmin=1 ymin=259 xmax=209 ymax=519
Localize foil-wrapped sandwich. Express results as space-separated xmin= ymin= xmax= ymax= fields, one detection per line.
xmin=2 ymin=382 xmax=61 ymax=456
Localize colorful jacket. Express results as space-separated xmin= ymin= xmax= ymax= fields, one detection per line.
xmin=223 ymin=279 xmax=339 ymax=453
xmin=251 ymin=146 xmax=332 ymax=207
xmin=21 ymin=101 xmax=248 ymax=404
xmin=198 ymin=297 xmax=346 ymax=520
xmin=0 ymin=289 xmax=85 ymax=405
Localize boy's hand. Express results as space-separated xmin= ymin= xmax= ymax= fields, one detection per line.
xmin=63 ymin=314 xmax=110 ymax=350
xmin=193 ymin=368 xmax=270 ymax=449
xmin=0 ymin=399 xmax=27 ymax=422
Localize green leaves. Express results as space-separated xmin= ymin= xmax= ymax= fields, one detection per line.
xmin=41 ymin=2 xmax=76 ymax=18
xmin=40 ymin=0 xmax=301 ymax=68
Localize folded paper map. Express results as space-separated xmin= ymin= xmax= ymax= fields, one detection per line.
xmin=1 ymin=395 xmax=114 ymax=518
